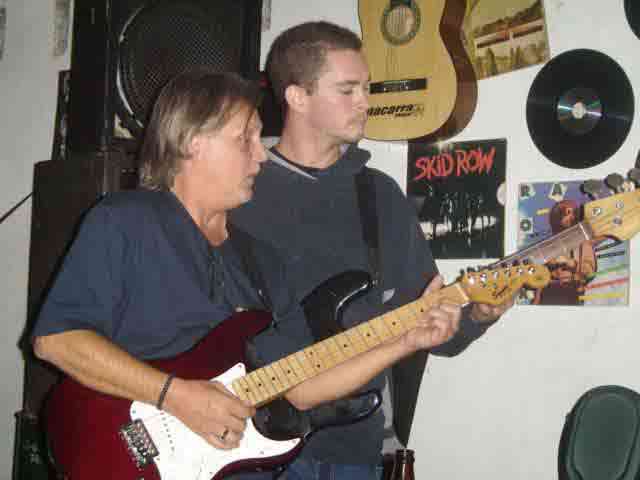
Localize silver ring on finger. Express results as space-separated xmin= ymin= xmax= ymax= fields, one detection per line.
xmin=218 ymin=427 xmax=229 ymax=442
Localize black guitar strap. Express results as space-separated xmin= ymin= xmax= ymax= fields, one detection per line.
xmin=355 ymin=167 xmax=381 ymax=287
xmin=357 ymin=168 xmax=409 ymax=450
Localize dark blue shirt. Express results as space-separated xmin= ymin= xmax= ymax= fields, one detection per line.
xmin=32 ymin=189 xmax=306 ymax=360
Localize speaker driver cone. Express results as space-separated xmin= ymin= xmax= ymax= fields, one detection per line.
xmin=116 ymin=0 xmax=250 ymax=137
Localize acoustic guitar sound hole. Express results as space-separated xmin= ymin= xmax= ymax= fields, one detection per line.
xmin=381 ymin=4 xmax=421 ymax=45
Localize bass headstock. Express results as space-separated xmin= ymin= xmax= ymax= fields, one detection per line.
xmin=582 ymin=170 xmax=640 ymax=241
xmin=460 ymin=264 xmax=551 ymax=305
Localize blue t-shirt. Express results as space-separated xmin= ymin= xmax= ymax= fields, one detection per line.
xmin=32 ymin=189 xmax=306 ymax=361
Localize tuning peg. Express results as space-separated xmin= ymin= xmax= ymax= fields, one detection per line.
xmin=628 ymin=167 xmax=640 ymax=186
xmin=605 ymin=173 xmax=626 ymax=193
xmin=581 ymin=179 xmax=602 ymax=199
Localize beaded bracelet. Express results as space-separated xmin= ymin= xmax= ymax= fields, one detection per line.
xmin=156 ymin=373 xmax=175 ymax=410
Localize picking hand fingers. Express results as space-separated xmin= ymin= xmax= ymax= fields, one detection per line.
xmin=211 ymin=382 xmax=255 ymax=417
xmin=210 ymin=382 xmax=255 ymax=433
xmin=207 ymin=427 xmax=243 ymax=450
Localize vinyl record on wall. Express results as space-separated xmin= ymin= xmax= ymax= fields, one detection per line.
xmin=625 ymin=0 xmax=640 ymax=40
xmin=526 ymin=48 xmax=634 ymax=169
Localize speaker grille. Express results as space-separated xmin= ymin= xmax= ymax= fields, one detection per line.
xmin=117 ymin=0 xmax=252 ymax=137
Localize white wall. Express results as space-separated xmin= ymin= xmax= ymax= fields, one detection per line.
xmin=0 ymin=0 xmax=71 ymax=477
xmin=264 ymin=0 xmax=640 ymax=479
xmin=0 ymin=0 xmax=637 ymax=478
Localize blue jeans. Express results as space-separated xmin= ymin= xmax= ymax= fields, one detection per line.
xmin=282 ymin=458 xmax=383 ymax=480
xmin=226 ymin=471 xmax=279 ymax=480
xmin=228 ymin=458 xmax=383 ymax=480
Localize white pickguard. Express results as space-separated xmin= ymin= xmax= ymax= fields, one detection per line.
xmin=130 ymin=363 xmax=300 ymax=480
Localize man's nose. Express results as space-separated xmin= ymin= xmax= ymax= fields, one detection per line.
xmin=356 ymin=88 xmax=369 ymax=111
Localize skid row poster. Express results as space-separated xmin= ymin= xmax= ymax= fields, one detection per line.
xmin=407 ymin=138 xmax=506 ymax=259
xmin=517 ymin=180 xmax=630 ymax=306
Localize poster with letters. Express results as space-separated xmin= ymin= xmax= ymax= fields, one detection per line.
xmin=407 ymin=138 xmax=506 ymax=259
xmin=517 ymin=179 xmax=630 ymax=306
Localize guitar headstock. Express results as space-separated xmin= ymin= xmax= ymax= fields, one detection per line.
xmin=460 ymin=265 xmax=551 ymax=305
xmin=583 ymin=170 xmax=640 ymax=241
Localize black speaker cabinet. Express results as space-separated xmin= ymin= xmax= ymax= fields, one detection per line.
xmin=22 ymin=151 xmax=138 ymax=419
xmin=68 ymin=0 xmax=262 ymax=154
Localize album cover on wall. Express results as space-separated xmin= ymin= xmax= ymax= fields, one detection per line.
xmin=462 ymin=0 xmax=550 ymax=80
xmin=517 ymin=179 xmax=630 ymax=306
xmin=407 ymin=138 xmax=506 ymax=259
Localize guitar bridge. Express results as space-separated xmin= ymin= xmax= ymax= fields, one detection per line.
xmin=370 ymin=78 xmax=427 ymax=94
xmin=120 ymin=419 xmax=159 ymax=468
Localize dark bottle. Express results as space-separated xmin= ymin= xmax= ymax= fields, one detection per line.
xmin=390 ymin=449 xmax=415 ymax=480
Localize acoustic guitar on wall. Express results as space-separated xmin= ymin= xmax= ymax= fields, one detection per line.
xmin=359 ymin=0 xmax=477 ymax=142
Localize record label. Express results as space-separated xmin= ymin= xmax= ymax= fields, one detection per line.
xmin=526 ymin=49 xmax=634 ymax=169
xmin=557 ymin=87 xmax=601 ymax=136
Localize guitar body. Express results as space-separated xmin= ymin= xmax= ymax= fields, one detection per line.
xmin=360 ymin=0 xmax=477 ymax=141
xmin=45 ymin=311 xmax=301 ymax=480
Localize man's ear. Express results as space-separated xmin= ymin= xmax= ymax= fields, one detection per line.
xmin=186 ymin=134 xmax=202 ymax=161
xmin=284 ymin=84 xmax=308 ymax=114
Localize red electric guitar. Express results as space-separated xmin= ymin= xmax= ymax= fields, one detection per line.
xmin=44 ymin=264 xmax=547 ymax=479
